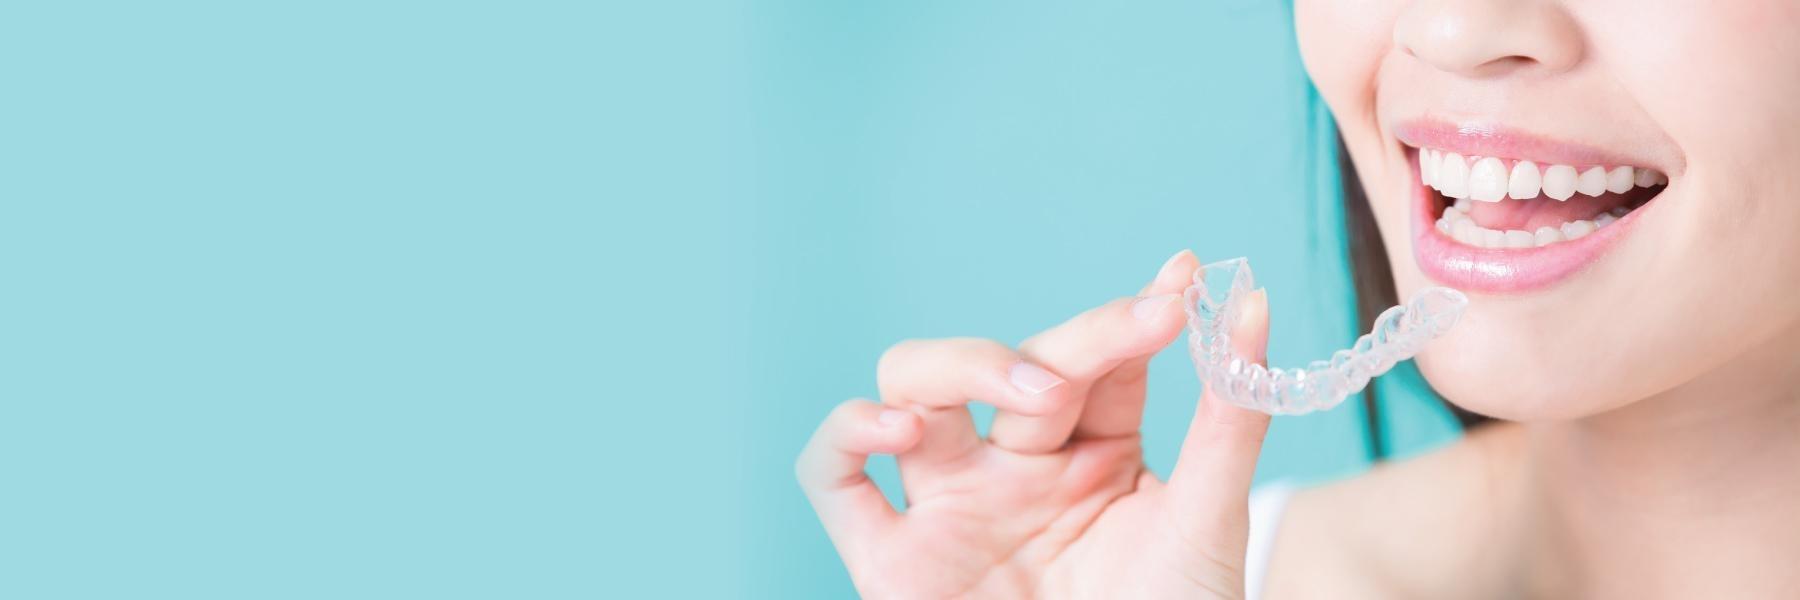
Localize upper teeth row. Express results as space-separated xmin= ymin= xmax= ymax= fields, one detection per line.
xmin=1418 ymin=148 xmax=1666 ymax=202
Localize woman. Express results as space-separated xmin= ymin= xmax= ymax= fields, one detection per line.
xmin=795 ymin=0 xmax=1800 ymax=597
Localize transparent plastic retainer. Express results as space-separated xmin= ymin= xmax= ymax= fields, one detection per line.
xmin=1183 ymin=258 xmax=1469 ymax=416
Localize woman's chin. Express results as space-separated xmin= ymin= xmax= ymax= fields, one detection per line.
xmin=1414 ymin=347 xmax=1641 ymax=422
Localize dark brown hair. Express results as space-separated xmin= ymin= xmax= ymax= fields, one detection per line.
xmin=1337 ymin=136 xmax=1491 ymax=460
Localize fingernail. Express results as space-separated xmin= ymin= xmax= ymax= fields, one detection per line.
xmin=1132 ymin=294 xmax=1179 ymax=320
xmin=1008 ymin=362 xmax=1065 ymax=395
xmin=878 ymin=409 xmax=910 ymax=427
xmin=1155 ymin=249 xmax=1193 ymax=281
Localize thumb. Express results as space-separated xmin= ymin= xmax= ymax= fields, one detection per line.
xmin=1166 ymin=288 xmax=1273 ymax=534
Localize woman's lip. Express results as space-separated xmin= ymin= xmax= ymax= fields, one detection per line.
xmin=1409 ymin=149 xmax=1644 ymax=294
xmin=1395 ymin=118 xmax=1663 ymax=171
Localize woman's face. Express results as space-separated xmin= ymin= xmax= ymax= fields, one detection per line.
xmin=1296 ymin=0 xmax=1800 ymax=419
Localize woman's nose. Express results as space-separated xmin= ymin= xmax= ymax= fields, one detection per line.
xmin=1393 ymin=0 xmax=1584 ymax=77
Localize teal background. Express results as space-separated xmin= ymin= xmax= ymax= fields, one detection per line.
xmin=0 ymin=1 xmax=1458 ymax=598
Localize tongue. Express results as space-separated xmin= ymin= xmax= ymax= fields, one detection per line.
xmin=1465 ymin=193 xmax=1627 ymax=231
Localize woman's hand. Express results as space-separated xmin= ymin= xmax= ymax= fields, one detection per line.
xmin=797 ymin=250 xmax=1274 ymax=599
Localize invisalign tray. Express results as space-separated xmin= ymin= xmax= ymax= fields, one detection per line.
xmin=1183 ymin=258 xmax=1469 ymax=415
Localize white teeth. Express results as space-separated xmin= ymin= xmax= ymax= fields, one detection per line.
xmin=1561 ymin=219 xmax=1594 ymax=240
xmin=1418 ymin=149 xmax=1664 ymax=200
xmin=1437 ymin=200 xmax=1619 ymax=249
xmin=1439 ymin=152 xmax=1469 ymax=198
xmin=1508 ymin=160 xmax=1541 ymax=199
xmin=1542 ymin=164 xmax=1578 ymax=200
xmin=1453 ymin=219 xmax=1479 ymax=245
xmin=1534 ymin=226 xmax=1563 ymax=246
xmin=1439 ymin=216 xmax=1609 ymax=248
xmin=1606 ymin=166 xmax=1635 ymax=194
xmin=1426 ymin=150 xmax=1442 ymax=191
xmin=1468 ymin=157 xmax=1508 ymax=202
xmin=1576 ymin=167 xmax=1608 ymax=197
xmin=1419 ymin=148 xmax=1660 ymax=248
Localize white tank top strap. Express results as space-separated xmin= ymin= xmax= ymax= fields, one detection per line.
xmin=1245 ymin=481 xmax=1299 ymax=600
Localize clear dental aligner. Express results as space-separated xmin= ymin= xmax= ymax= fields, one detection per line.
xmin=1183 ymin=258 xmax=1469 ymax=416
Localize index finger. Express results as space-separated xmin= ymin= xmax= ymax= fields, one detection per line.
xmin=985 ymin=254 xmax=1195 ymax=453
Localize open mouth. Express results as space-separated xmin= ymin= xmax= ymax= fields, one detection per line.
xmin=1419 ymin=150 xmax=1667 ymax=249
xmin=1398 ymin=123 xmax=1674 ymax=293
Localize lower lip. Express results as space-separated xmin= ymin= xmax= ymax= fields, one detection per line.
xmin=1409 ymin=150 xmax=1644 ymax=294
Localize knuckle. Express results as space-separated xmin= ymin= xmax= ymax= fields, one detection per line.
xmin=874 ymin=338 xmax=925 ymax=384
xmin=793 ymin=452 xmax=812 ymax=487
xmin=827 ymin=397 xmax=866 ymax=421
xmin=1101 ymin=294 xmax=1144 ymax=324
xmin=801 ymin=400 xmax=864 ymax=468
xmin=794 ymin=443 xmax=822 ymax=489
xmin=953 ymin=336 xmax=1014 ymax=360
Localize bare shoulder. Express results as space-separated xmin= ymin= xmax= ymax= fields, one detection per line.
xmin=1259 ymin=424 xmax=1526 ymax=600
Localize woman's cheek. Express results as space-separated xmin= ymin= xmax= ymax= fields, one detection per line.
xmin=1294 ymin=0 xmax=1396 ymax=127
xmin=1296 ymin=1 xmax=1406 ymax=245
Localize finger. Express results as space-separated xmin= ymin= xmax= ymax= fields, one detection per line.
xmin=796 ymin=399 xmax=924 ymax=559
xmin=1166 ymin=288 xmax=1273 ymax=535
xmin=876 ymin=338 xmax=1073 ymax=465
xmin=989 ymin=283 xmax=1190 ymax=453
xmin=1136 ymin=249 xmax=1197 ymax=297
xmin=1075 ymin=249 xmax=1199 ymax=440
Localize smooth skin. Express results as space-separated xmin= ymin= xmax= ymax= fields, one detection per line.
xmin=1281 ymin=0 xmax=1800 ymax=597
xmin=803 ymin=0 xmax=1800 ymax=597
xmin=797 ymin=251 xmax=1273 ymax=598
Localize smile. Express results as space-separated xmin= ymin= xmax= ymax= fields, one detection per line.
xmin=1422 ymin=152 xmax=1664 ymax=249
xmin=1398 ymin=122 xmax=1672 ymax=293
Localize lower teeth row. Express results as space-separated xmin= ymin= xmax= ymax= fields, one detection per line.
xmin=1434 ymin=198 xmax=1631 ymax=249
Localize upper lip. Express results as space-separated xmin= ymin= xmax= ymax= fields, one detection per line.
xmin=1394 ymin=119 xmax=1669 ymax=173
